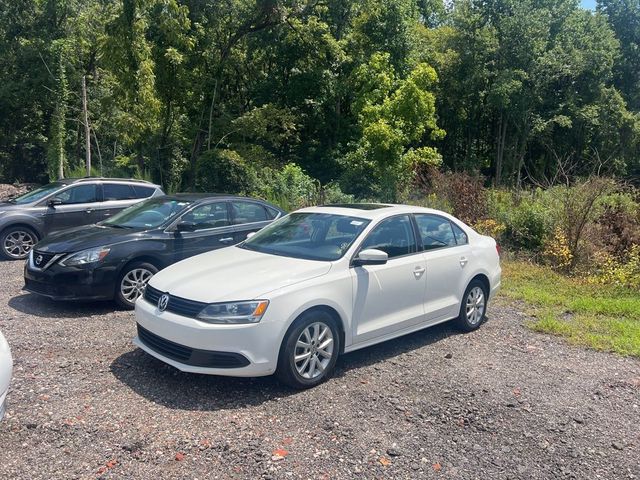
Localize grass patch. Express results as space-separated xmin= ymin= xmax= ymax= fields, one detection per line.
xmin=499 ymin=260 xmax=640 ymax=357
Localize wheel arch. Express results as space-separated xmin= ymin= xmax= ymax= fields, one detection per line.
xmin=279 ymin=304 xmax=347 ymax=358
xmin=469 ymin=273 xmax=490 ymax=295
xmin=0 ymin=222 xmax=42 ymax=240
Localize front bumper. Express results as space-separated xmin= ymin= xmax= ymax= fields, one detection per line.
xmin=23 ymin=261 xmax=118 ymax=301
xmin=134 ymin=296 xmax=281 ymax=377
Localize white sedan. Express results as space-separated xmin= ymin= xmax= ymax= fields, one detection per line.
xmin=134 ymin=204 xmax=501 ymax=388
xmin=0 ymin=330 xmax=12 ymax=419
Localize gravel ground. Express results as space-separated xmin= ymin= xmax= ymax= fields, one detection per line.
xmin=0 ymin=259 xmax=638 ymax=479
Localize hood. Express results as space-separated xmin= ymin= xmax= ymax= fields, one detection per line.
xmin=0 ymin=201 xmax=21 ymax=212
xmin=149 ymin=246 xmax=332 ymax=303
xmin=35 ymin=224 xmax=140 ymax=253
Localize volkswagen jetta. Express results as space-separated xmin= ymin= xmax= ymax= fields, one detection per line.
xmin=134 ymin=204 xmax=501 ymax=388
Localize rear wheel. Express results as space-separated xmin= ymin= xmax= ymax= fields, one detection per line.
xmin=0 ymin=226 xmax=38 ymax=260
xmin=276 ymin=310 xmax=340 ymax=389
xmin=115 ymin=261 xmax=158 ymax=309
xmin=454 ymin=279 xmax=488 ymax=332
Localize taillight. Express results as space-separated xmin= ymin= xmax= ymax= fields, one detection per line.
xmin=496 ymin=243 xmax=501 ymax=256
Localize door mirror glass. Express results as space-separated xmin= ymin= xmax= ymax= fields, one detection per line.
xmin=176 ymin=221 xmax=197 ymax=232
xmin=354 ymin=248 xmax=388 ymax=266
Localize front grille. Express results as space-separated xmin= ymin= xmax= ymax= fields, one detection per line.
xmin=137 ymin=324 xmax=250 ymax=368
xmin=143 ymin=284 xmax=207 ymax=318
xmin=32 ymin=250 xmax=59 ymax=269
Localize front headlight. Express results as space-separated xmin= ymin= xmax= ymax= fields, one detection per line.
xmin=196 ymin=300 xmax=269 ymax=324
xmin=59 ymin=247 xmax=111 ymax=267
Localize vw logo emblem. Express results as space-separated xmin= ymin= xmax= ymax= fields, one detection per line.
xmin=35 ymin=255 xmax=43 ymax=266
xmin=158 ymin=294 xmax=169 ymax=312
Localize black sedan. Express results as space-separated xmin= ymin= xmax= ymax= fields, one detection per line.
xmin=23 ymin=194 xmax=284 ymax=308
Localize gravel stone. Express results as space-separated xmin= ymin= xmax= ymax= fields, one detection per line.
xmin=0 ymin=261 xmax=639 ymax=479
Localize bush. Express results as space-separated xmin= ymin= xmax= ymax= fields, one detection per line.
xmin=195 ymin=149 xmax=257 ymax=194
xmin=499 ymin=196 xmax=551 ymax=252
xmin=590 ymin=244 xmax=640 ymax=290
xmin=257 ymin=163 xmax=318 ymax=211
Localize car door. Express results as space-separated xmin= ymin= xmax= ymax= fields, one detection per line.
xmin=350 ymin=215 xmax=427 ymax=344
xmin=173 ymin=201 xmax=235 ymax=261
xmin=42 ymin=183 xmax=100 ymax=234
xmin=229 ymin=200 xmax=274 ymax=243
xmin=414 ymin=214 xmax=472 ymax=322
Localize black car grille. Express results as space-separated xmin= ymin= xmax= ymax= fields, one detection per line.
xmin=143 ymin=284 xmax=207 ymax=318
xmin=32 ymin=250 xmax=58 ymax=269
xmin=137 ymin=324 xmax=250 ymax=368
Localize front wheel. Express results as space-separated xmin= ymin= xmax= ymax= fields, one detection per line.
xmin=276 ymin=311 xmax=341 ymax=389
xmin=115 ymin=261 xmax=158 ymax=309
xmin=454 ymin=279 xmax=489 ymax=332
xmin=0 ymin=225 xmax=38 ymax=260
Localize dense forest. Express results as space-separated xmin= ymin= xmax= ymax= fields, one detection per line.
xmin=0 ymin=0 xmax=639 ymax=201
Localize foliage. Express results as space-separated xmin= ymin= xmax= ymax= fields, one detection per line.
xmin=195 ymin=149 xmax=257 ymax=195
xmin=542 ymin=227 xmax=574 ymax=271
xmin=589 ymin=245 xmax=640 ymax=291
xmin=473 ymin=219 xmax=506 ymax=241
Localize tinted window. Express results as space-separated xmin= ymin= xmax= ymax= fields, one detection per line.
xmin=231 ymin=201 xmax=268 ymax=224
xmin=55 ymin=184 xmax=98 ymax=204
xmin=132 ymin=185 xmax=156 ymax=198
xmin=265 ymin=206 xmax=281 ymax=220
xmin=103 ymin=183 xmax=135 ymax=200
xmin=241 ymin=213 xmax=369 ymax=261
xmin=359 ymin=215 xmax=416 ymax=259
xmin=415 ymin=214 xmax=457 ymax=250
xmin=181 ymin=203 xmax=230 ymax=230
xmin=452 ymin=222 xmax=468 ymax=245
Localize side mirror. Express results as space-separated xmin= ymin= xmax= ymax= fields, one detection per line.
xmin=246 ymin=231 xmax=256 ymax=240
xmin=47 ymin=197 xmax=63 ymax=207
xmin=176 ymin=221 xmax=197 ymax=232
xmin=353 ymin=248 xmax=388 ymax=266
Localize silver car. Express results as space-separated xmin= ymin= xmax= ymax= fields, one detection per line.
xmin=0 ymin=178 xmax=163 ymax=259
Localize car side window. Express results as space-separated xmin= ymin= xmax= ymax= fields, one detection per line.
xmin=359 ymin=215 xmax=416 ymax=259
xmin=132 ymin=185 xmax=156 ymax=198
xmin=414 ymin=214 xmax=457 ymax=250
xmin=231 ymin=201 xmax=268 ymax=224
xmin=451 ymin=222 xmax=468 ymax=245
xmin=181 ymin=203 xmax=230 ymax=230
xmin=55 ymin=184 xmax=98 ymax=204
xmin=103 ymin=183 xmax=135 ymax=201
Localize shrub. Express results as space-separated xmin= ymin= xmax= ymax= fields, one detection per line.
xmin=501 ymin=196 xmax=551 ymax=252
xmin=195 ymin=149 xmax=257 ymax=194
xmin=473 ymin=219 xmax=506 ymax=240
xmin=257 ymin=163 xmax=318 ymax=211
xmin=542 ymin=227 xmax=573 ymax=271
xmin=590 ymin=244 xmax=640 ymax=290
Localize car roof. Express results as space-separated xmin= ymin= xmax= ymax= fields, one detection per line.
xmin=163 ymin=193 xmax=282 ymax=205
xmin=296 ymin=203 xmax=454 ymax=220
xmin=65 ymin=177 xmax=158 ymax=185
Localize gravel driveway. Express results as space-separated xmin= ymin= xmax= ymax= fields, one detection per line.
xmin=0 ymin=259 xmax=638 ymax=479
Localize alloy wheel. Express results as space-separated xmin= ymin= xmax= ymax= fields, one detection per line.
xmin=3 ymin=230 xmax=36 ymax=259
xmin=294 ymin=321 xmax=334 ymax=379
xmin=120 ymin=268 xmax=154 ymax=303
xmin=465 ymin=286 xmax=486 ymax=325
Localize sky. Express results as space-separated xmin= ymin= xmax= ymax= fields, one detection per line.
xmin=581 ymin=0 xmax=597 ymax=9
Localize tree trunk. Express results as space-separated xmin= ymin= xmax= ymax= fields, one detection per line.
xmin=82 ymin=76 xmax=91 ymax=176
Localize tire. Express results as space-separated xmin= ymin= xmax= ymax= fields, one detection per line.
xmin=115 ymin=261 xmax=158 ymax=309
xmin=276 ymin=310 xmax=341 ymax=389
xmin=454 ymin=279 xmax=489 ymax=332
xmin=0 ymin=225 xmax=38 ymax=260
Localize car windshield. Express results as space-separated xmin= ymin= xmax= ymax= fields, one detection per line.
xmin=240 ymin=212 xmax=370 ymax=261
xmin=102 ymin=197 xmax=192 ymax=229
xmin=7 ymin=182 xmax=66 ymax=204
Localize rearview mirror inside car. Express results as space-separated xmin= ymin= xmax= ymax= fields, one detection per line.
xmin=353 ymin=248 xmax=388 ymax=266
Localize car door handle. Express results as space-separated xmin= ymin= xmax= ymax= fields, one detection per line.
xmin=460 ymin=256 xmax=468 ymax=267
xmin=85 ymin=209 xmax=93 ymax=214
xmin=219 ymin=237 xmax=234 ymax=243
xmin=413 ymin=266 xmax=426 ymax=278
